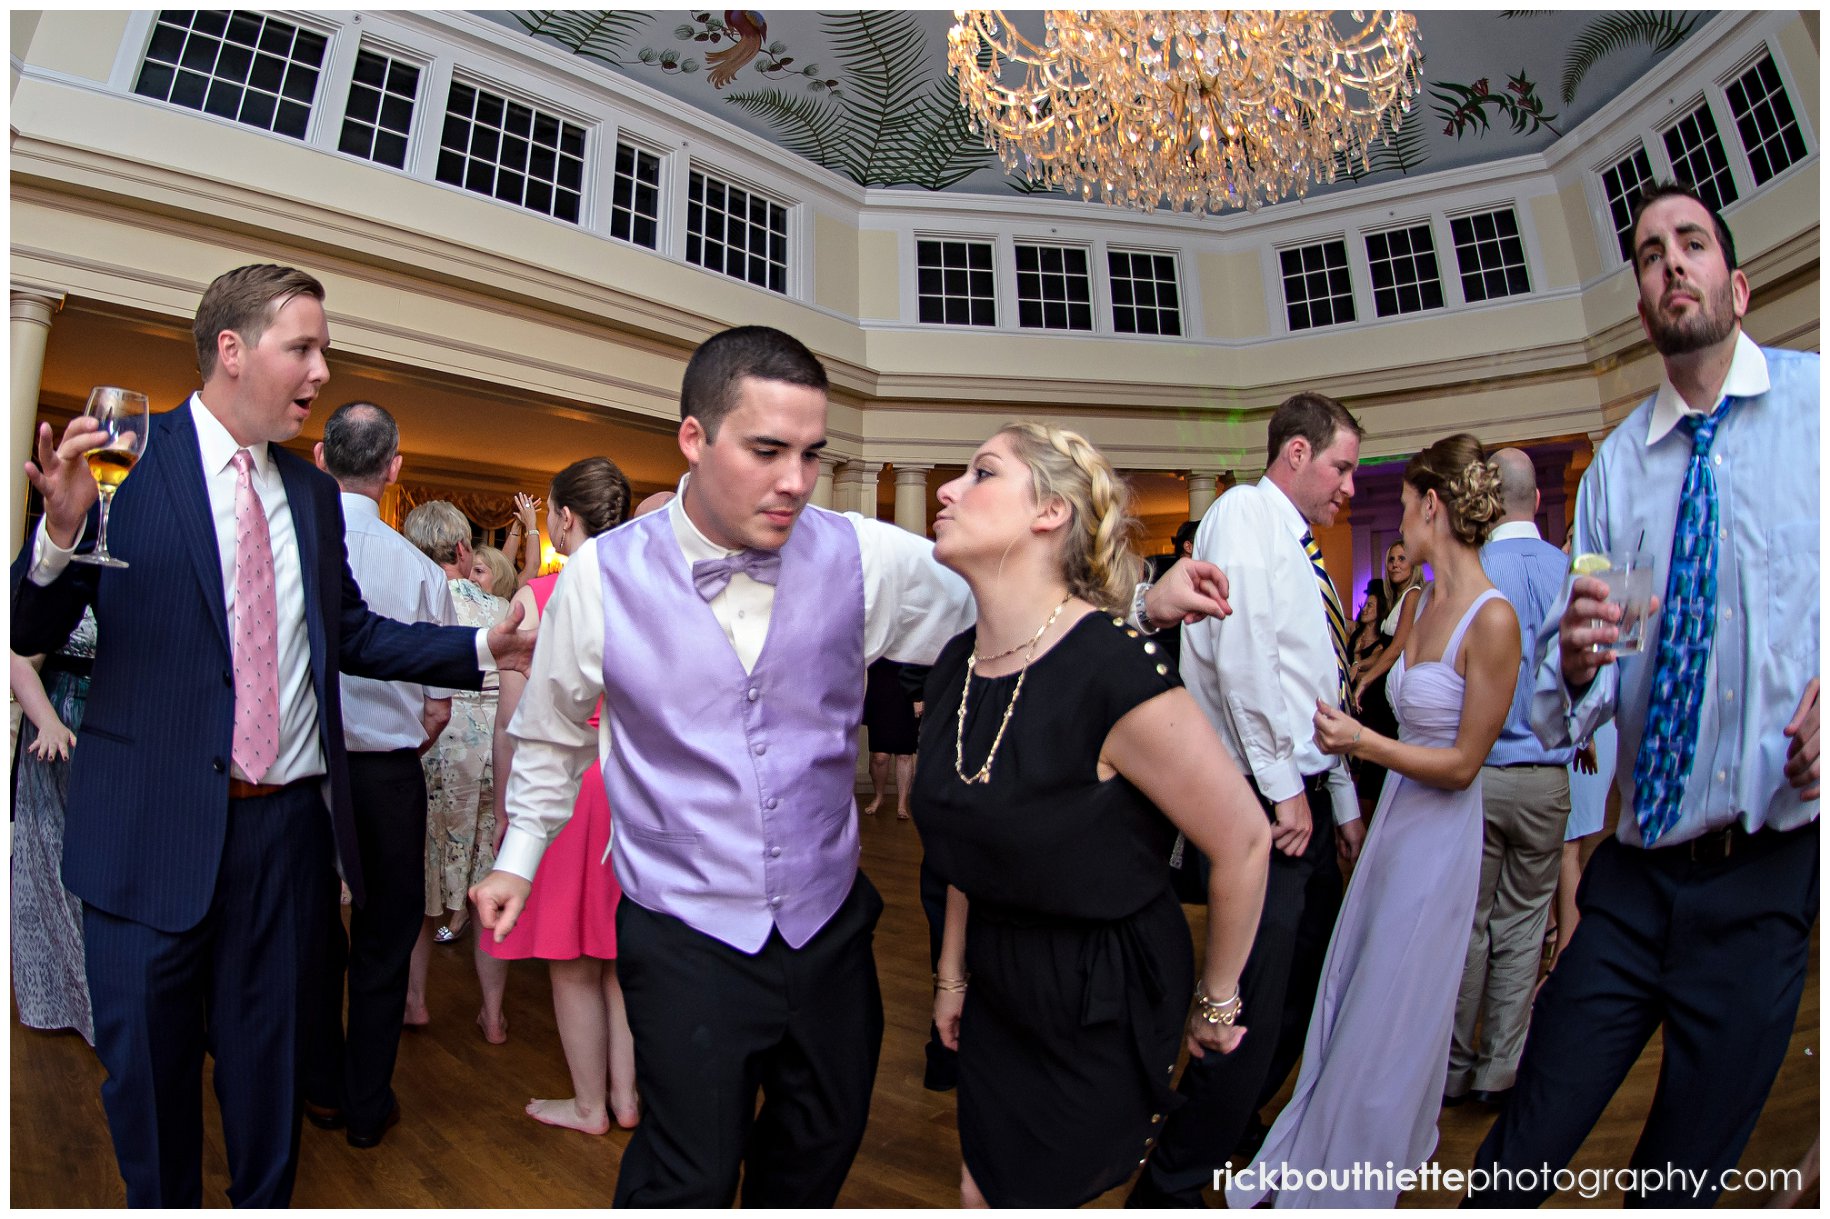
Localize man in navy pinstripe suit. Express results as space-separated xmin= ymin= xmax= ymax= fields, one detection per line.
xmin=12 ymin=265 xmax=534 ymax=1207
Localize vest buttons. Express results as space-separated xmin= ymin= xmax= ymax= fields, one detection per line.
xmin=770 ymin=846 xmax=782 ymax=858
xmin=766 ymin=797 xmax=779 ymax=810
xmin=769 ymin=895 xmax=782 ymax=908
xmin=747 ymin=687 xmax=760 ymax=701
xmin=754 ymin=742 xmax=767 ymax=756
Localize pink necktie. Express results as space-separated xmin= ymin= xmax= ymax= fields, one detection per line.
xmin=230 ymin=449 xmax=281 ymax=782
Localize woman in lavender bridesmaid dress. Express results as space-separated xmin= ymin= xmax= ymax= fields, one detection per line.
xmin=1228 ymin=435 xmax=1522 ymax=1208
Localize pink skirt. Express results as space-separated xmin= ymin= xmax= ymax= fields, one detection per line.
xmin=480 ymin=763 xmax=619 ymax=961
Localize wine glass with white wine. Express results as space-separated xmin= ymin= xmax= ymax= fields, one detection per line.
xmin=70 ymin=386 xmax=151 ymax=569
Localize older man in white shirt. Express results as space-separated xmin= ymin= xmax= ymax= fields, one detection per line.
xmin=301 ymin=400 xmax=457 ymax=1150
xmin=1132 ymin=391 xmax=1366 ymax=1207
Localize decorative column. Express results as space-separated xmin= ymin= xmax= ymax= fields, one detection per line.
xmin=812 ymin=454 xmax=841 ymax=509
xmin=893 ymin=464 xmax=931 ymax=535
xmin=12 ymin=290 xmax=63 ymax=549
xmin=1187 ymin=469 xmax=1225 ymax=521
xmin=850 ymin=461 xmax=885 ymax=518
xmin=830 ymin=462 xmax=866 ymax=518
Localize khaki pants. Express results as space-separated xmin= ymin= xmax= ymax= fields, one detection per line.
xmin=1446 ymin=764 xmax=1571 ymax=1096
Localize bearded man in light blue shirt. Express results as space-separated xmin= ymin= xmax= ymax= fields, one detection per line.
xmin=1469 ymin=183 xmax=1818 ymax=1208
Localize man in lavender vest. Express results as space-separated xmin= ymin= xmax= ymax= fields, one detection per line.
xmin=472 ymin=326 xmax=1229 ymax=1206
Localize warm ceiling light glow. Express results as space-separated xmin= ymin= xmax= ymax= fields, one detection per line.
xmin=948 ymin=10 xmax=1423 ymax=213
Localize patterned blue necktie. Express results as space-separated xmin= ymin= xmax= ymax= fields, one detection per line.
xmin=1632 ymin=399 xmax=1735 ymax=845
xmin=1302 ymin=529 xmax=1350 ymax=707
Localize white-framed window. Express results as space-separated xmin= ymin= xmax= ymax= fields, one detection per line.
xmin=687 ymin=168 xmax=788 ymax=293
xmin=1280 ymin=239 xmax=1356 ymax=331
xmin=1364 ymin=222 xmax=1444 ymax=317
xmin=1723 ymin=51 xmax=1807 ymax=186
xmin=1107 ymin=249 xmax=1182 ymax=336
xmin=608 ymin=140 xmax=662 ymax=250
xmin=133 ymin=10 xmax=327 ymax=141
xmin=435 ymin=79 xmax=586 ymax=223
xmin=1013 ymin=243 xmax=1094 ymax=331
xmin=338 ymin=47 xmax=420 ymax=170
xmin=916 ymin=238 xmax=997 ymax=327
xmin=1449 ymin=207 xmax=1531 ymax=303
xmin=1599 ymin=143 xmax=1658 ymax=263
xmin=1660 ymin=100 xmax=1739 ymax=215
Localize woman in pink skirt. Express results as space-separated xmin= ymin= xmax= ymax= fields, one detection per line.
xmin=482 ymin=456 xmax=639 ymax=1133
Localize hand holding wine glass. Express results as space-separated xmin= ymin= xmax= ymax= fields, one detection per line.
xmin=68 ymin=387 xmax=150 ymax=568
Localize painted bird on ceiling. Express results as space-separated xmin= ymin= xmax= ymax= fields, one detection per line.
xmin=706 ymin=10 xmax=766 ymax=89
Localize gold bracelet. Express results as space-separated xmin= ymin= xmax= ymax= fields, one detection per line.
xmin=1194 ymin=982 xmax=1242 ymax=1026
xmin=934 ymin=974 xmax=969 ymax=994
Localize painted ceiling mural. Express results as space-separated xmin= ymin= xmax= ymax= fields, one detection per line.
xmin=485 ymin=10 xmax=1715 ymax=204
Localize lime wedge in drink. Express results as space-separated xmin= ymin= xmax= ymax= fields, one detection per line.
xmin=1571 ymin=553 xmax=1611 ymax=575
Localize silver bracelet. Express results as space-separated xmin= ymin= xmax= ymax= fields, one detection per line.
xmin=1131 ymin=582 xmax=1162 ymax=636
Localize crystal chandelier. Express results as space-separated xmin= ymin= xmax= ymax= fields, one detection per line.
xmin=947 ymin=10 xmax=1423 ymax=213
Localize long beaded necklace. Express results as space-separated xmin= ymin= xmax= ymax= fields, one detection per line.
xmin=954 ymin=594 xmax=1073 ymax=785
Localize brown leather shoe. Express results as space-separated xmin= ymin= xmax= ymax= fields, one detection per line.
xmin=303 ymin=1100 xmax=345 ymax=1130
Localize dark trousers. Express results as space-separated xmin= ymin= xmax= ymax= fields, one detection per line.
xmin=1143 ymin=772 xmax=1342 ymax=1196
xmin=612 ymin=874 xmax=886 ymax=1208
xmin=1467 ymin=822 xmax=1818 ymax=1208
xmin=83 ymin=781 xmax=336 ymax=1207
xmin=303 ymin=749 xmax=427 ymax=1134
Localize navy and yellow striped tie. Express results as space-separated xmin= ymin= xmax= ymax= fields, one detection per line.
xmin=1302 ymin=529 xmax=1350 ymax=706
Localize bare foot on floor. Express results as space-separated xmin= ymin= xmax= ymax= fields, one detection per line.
xmin=612 ymin=1087 xmax=641 ymax=1130
xmin=526 ymin=1097 xmax=610 ymax=1135
xmin=476 ymin=1010 xmax=508 ymax=1045
xmin=403 ymin=1002 xmax=430 ymax=1028
xmin=861 ymin=798 xmax=883 ymax=816
xmin=896 ymin=805 xmax=911 ymax=821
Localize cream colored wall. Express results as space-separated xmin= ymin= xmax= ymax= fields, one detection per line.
xmin=13 ymin=9 xmax=125 ymax=83
xmin=855 ymin=230 xmax=901 ymax=321
xmin=811 ymin=210 xmax=860 ymax=320
xmin=1196 ymin=249 xmax=1268 ymax=340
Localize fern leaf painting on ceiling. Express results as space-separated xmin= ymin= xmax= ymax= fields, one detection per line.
xmin=725 ymin=10 xmax=995 ymax=190
xmin=1559 ymin=11 xmax=1702 ymax=104
xmin=514 ymin=10 xmax=654 ymax=69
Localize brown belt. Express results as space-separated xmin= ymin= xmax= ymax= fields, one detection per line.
xmin=228 ymin=777 xmax=291 ymax=800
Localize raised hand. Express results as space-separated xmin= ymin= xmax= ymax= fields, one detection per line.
xmin=24 ymin=417 xmax=109 ymax=548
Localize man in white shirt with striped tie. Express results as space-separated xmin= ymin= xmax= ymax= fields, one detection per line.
xmin=1132 ymin=391 xmax=1367 ymax=1207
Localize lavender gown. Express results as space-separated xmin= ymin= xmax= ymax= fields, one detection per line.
xmin=1228 ymin=589 xmax=1501 ymax=1208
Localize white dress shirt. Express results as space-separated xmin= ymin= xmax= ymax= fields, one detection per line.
xmin=1181 ymin=476 xmax=1358 ymax=823
xmin=337 ymin=492 xmax=458 ymax=752
xmin=494 ymin=478 xmax=977 ymax=881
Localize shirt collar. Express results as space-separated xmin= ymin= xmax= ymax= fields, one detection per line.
xmin=1256 ymin=475 xmax=1311 ymax=539
xmin=339 ymin=491 xmax=382 ymax=523
xmin=668 ymin=472 xmax=739 ymax=562
xmin=190 ymin=393 xmax=271 ymax=478
xmin=1645 ymin=330 xmax=1769 ymax=445
xmin=1487 ymin=520 xmax=1542 ymax=543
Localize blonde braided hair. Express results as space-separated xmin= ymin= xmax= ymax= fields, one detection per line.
xmin=1404 ymin=433 xmax=1504 ymax=547
xmin=996 ymin=421 xmax=1144 ymax=615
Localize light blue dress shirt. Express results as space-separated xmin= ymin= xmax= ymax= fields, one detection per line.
xmin=1481 ymin=522 xmax=1575 ymax=767
xmin=1530 ymin=336 xmax=1820 ymax=846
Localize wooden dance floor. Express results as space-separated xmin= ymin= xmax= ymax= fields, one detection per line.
xmin=11 ymin=804 xmax=1819 ymax=1207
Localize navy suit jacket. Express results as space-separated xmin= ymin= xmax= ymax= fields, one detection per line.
xmin=11 ymin=401 xmax=483 ymax=934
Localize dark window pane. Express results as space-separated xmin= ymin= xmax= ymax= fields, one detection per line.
xmin=240 ymin=90 xmax=278 ymax=130
xmin=171 ymin=69 xmax=208 ymax=109
xmin=345 ymin=85 xmax=379 ymax=124
xmin=379 ymin=95 xmax=412 ymax=134
xmin=294 ymin=30 xmax=326 ymax=65
xmin=505 ymin=102 xmax=533 ymax=136
xmin=436 ymin=149 xmax=464 ymax=183
xmin=373 ymin=130 xmax=408 ymax=168
xmin=136 ymin=61 xmax=175 ymax=99
xmin=147 ymin=22 xmax=185 ymax=63
xmin=274 ymin=100 xmax=309 ymax=139
xmin=353 ymin=51 xmax=386 ymax=88
xmin=476 ymin=92 xmax=505 ymax=128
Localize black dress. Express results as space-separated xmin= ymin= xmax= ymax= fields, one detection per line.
xmin=913 ymin=612 xmax=1190 ymax=1207
xmin=862 ymin=657 xmax=921 ymax=754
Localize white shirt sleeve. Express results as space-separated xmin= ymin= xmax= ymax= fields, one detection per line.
xmin=1189 ymin=496 xmax=1305 ymax=803
xmin=494 ymin=543 xmax=607 ymax=882
xmin=853 ymin=515 xmax=977 ymax=665
xmin=27 ymin=517 xmax=83 ymax=586
xmin=1325 ymin=759 xmax=1360 ymax=825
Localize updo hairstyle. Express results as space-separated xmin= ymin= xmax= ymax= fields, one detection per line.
xmin=548 ymin=456 xmax=631 ymax=539
xmin=1403 ymin=433 xmax=1503 ymax=547
xmin=997 ymin=421 xmax=1144 ymax=615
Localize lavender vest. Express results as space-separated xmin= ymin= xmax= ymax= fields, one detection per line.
xmin=597 ymin=506 xmax=867 ymax=952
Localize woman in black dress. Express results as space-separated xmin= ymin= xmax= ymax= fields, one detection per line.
xmin=913 ymin=422 xmax=1271 ymax=1207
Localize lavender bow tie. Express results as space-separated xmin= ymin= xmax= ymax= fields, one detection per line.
xmin=692 ymin=549 xmax=783 ymax=601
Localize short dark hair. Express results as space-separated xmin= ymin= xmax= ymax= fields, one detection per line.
xmin=680 ymin=326 xmax=829 ymax=440
xmin=1265 ymin=391 xmax=1364 ymax=469
xmin=549 ymin=456 xmax=631 ymax=538
xmin=320 ymin=401 xmax=398 ymax=485
xmin=193 ymin=264 xmax=325 ymax=381
xmin=1629 ymin=181 xmax=1738 ymax=273
xmin=1171 ymin=519 xmax=1200 ymax=553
